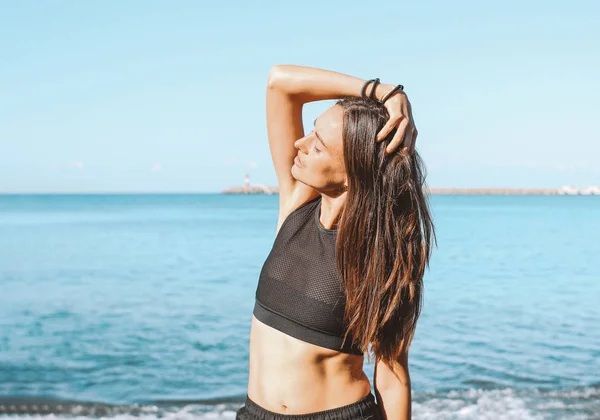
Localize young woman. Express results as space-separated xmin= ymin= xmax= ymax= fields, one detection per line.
xmin=236 ymin=65 xmax=435 ymax=420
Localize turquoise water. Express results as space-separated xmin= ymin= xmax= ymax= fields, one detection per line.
xmin=1 ymin=194 xmax=599 ymax=419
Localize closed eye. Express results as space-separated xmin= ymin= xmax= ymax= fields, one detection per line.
xmin=314 ymin=131 xmax=327 ymax=150
xmin=307 ymin=130 xmax=322 ymax=152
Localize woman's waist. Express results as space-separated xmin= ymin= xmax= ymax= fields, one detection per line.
xmin=248 ymin=347 xmax=369 ymax=388
xmin=247 ymin=363 xmax=371 ymax=415
xmin=248 ymin=316 xmax=371 ymax=413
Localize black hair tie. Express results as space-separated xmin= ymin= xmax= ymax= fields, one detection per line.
xmin=380 ymin=84 xmax=404 ymax=104
xmin=369 ymin=78 xmax=380 ymax=100
xmin=360 ymin=78 xmax=379 ymax=98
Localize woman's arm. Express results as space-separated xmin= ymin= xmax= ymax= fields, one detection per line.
xmin=374 ymin=351 xmax=412 ymax=419
xmin=268 ymin=64 xmax=394 ymax=103
xmin=266 ymin=65 xmax=396 ymax=227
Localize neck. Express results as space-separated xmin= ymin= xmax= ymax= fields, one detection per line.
xmin=319 ymin=192 xmax=347 ymax=230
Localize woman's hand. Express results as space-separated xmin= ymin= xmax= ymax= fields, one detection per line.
xmin=376 ymin=85 xmax=418 ymax=155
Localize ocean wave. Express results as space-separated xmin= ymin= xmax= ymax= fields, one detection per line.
xmin=1 ymin=386 xmax=599 ymax=420
xmin=412 ymin=387 xmax=600 ymax=420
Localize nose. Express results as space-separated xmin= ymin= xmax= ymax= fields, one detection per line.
xmin=294 ymin=135 xmax=308 ymax=152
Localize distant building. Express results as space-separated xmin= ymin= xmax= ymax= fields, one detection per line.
xmin=580 ymin=186 xmax=600 ymax=195
xmin=558 ymin=186 xmax=579 ymax=195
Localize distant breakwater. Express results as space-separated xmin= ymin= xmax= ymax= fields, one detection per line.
xmin=222 ymin=186 xmax=600 ymax=195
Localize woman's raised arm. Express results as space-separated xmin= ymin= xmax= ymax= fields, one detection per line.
xmin=266 ymin=65 xmax=363 ymax=218
xmin=266 ymin=65 xmax=412 ymax=224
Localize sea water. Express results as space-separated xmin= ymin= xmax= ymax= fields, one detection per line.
xmin=0 ymin=194 xmax=599 ymax=419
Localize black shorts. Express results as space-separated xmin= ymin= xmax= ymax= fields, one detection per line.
xmin=236 ymin=393 xmax=381 ymax=420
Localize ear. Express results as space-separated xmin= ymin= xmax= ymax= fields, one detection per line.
xmin=335 ymin=176 xmax=348 ymax=196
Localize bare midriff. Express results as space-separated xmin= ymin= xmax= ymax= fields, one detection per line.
xmin=247 ymin=315 xmax=372 ymax=414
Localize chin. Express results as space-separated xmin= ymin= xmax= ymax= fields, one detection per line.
xmin=291 ymin=165 xmax=317 ymax=189
xmin=291 ymin=164 xmax=301 ymax=180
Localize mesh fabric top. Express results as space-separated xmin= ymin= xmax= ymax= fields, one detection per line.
xmin=253 ymin=196 xmax=363 ymax=355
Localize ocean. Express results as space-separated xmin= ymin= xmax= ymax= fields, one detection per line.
xmin=0 ymin=194 xmax=599 ymax=419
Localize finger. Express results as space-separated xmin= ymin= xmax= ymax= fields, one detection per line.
xmin=385 ymin=118 xmax=410 ymax=154
xmin=376 ymin=116 xmax=401 ymax=142
xmin=386 ymin=120 xmax=408 ymax=154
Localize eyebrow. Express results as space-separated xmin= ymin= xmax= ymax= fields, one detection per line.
xmin=313 ymin=119 xmax=328 ymax=149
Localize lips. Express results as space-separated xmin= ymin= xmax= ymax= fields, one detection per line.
xmin=294 ymin=155 xmax=304 ymax=168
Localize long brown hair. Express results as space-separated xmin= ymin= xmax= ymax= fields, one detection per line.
xmin=336 ymin=97 xmax=435 ymax=365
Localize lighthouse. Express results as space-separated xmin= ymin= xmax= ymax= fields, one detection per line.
xmin=244 ymin=174 xmax=250 ymax=192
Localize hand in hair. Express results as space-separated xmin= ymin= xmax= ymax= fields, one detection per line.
xmin=376 ymin=86 xmax=418 ymax=155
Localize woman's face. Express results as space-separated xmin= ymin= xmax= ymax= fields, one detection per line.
xmin=291 ymin=105 xmax=347 ymax=193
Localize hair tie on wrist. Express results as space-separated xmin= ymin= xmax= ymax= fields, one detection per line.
xmin=369 ymin=78 xmax=380 ymax=100
xmin=380 ymin=84 xmax=404 ymax=104
xmin=360 ymin=78 xmax=379 ymax=98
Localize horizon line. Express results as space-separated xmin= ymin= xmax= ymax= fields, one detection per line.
xmin=1 ymin=186 xmax=599 ymax=196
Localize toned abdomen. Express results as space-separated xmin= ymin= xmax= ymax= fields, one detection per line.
xmin=247 ymin=316 xmax=372 ymax=414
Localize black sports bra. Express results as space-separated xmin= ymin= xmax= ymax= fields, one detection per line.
xmin=253 ymin=196 xmax=363 ymax=355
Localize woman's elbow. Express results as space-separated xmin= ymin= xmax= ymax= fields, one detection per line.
xmin=267 ymin=65 xmax=288 ymax=91
xmin=374 ymin=357 xmax=411 ymax=392
xmin=376 ymin=373 xmax=411 ymax=393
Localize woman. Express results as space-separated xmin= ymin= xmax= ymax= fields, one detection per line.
xmin=236 ymin=65 xmax=435 ymax=420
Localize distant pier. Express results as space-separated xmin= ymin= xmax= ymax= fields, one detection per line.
xmin=223 ymin=177 xmax=600 ymax=195
xmin=426 ymin=187 xmax=599 ymax=195
xmin=223 ymin=187 xmax=600 ymax=195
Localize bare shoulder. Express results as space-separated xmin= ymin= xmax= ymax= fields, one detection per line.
xmin=276 ymin=182 xmax=320 ymax=234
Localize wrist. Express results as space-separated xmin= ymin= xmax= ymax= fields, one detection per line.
xmin=372 ymin=83 xmax=400 ymax=102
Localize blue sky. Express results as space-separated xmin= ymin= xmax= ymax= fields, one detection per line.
xmin=1 ymin=0 xmax=598 ymax=193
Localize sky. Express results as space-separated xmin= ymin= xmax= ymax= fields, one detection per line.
xmin=1 ymin=0 xmax=599 ymax=193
